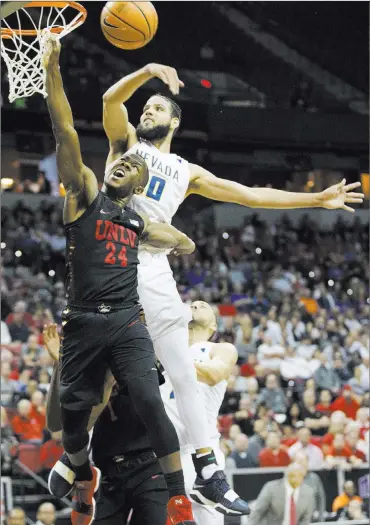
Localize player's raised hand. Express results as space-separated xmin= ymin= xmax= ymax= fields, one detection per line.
xmin=43 ymin=323 xmax=60 ymax=362
xmin=171 ymin=233 xmax=196 ymax=256
xmin=319 ymin=179 xmax=364 ymax=213
xmin=41 ymin=31 xmax=61 ymax=70
xmin=146 ymin=63 xmax=184 ymax=95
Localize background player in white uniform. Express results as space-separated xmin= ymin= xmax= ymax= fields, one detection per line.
xmin=102 ymin=62 xmax=364 ymax=512
xmin=161 ymin=300 xmax=238 ymax=524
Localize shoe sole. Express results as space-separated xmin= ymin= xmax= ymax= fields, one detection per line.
xmin=71 ymin=467 xmax=101 ymax=525
xmin=48 ymin=460 xmax=75 ymax=498
xmin=190 ymin=490 xmax=250 ymax=516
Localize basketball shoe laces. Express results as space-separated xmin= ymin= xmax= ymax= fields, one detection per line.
xmin=205 ymin=471 xmax=235 ymax=504
xmin=73 ymin=481 xmax=94 ymax=515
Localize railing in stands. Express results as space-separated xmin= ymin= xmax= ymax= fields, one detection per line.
xmin=14 ymin=459 xmax=71 ymax=509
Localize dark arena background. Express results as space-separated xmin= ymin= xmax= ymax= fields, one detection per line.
xmin=1 ymin=2 xmax=369 ymax=525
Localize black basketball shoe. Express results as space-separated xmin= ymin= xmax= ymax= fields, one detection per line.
xmin=190 ymin=470 xmax=250 ymax=516
xmin=48 ymin=451 xmax=76 ymax=498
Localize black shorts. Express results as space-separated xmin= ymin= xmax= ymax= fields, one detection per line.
xmin=59 ymin=304 xmax=156 ymax=410
xmin=94 ymin=453 xmax=168 ymax=525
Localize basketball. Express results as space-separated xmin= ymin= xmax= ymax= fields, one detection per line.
xmin=100 ymin=1 xmax=158 ymax=50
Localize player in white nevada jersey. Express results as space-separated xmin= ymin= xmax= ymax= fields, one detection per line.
xmin=102 ymin=63 xmax=363 ymax=513
xmin=160 ymin=300 xmax=244 ymax=522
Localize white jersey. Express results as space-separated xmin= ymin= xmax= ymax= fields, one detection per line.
xmin=127 ymin=139 xmax=190 ymax=226
xmin=161 ymin=341 xmax=227 ymax=451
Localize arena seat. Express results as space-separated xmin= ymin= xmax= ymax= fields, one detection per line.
xmin=16 ymin=444 xmax=42 ymax=473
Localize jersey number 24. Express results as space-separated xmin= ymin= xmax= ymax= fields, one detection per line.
xmin=146 ymin=176 xmax=166 ymax=201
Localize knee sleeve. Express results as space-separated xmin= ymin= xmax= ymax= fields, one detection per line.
xmin=127 ymin=371 xmax=166 ymax=419
xmin=61 ymin=406 xmax=91 ymax=454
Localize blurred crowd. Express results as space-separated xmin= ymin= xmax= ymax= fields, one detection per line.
xmin=1 ymin=200 xmax=369 ymax=521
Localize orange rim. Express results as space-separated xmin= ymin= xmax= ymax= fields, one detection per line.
xmin=1 ymin=1 xmax=87 ymax=38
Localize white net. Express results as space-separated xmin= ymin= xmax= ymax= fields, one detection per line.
xmin=1 ymin=2 xmax=86 ymax=102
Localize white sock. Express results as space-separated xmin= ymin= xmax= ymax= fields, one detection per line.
xmin=201 ymin=463 xmax=219 ymax=480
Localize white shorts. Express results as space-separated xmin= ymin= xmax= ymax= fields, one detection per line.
xmin=181 ymin=443 xmax=225 ymax=525
xmin=137 ymin=250 xmax=192 ymax=341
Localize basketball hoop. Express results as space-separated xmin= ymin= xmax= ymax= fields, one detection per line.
xmin=1 ymin=1 xmax=87 ymax=102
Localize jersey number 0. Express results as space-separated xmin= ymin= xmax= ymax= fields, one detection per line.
xmin=146 ymin=176 xmax=166 ymax=201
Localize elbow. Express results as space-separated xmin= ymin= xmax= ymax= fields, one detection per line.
xmin=208 ymin=373 xmax=222 ymax=386
xmin=46 ymin=415 xmax=61 ymax=433
xmin=245 ymin=193 xmax=262 ymax=208
xmin=102 ymin=92 xmax=112 ymax=104
xmin=187 ymin=239 xmax=196 ymax=254
xmin=103 ymin=91 xmax=121 ymax=105
xmin=53 ymin=123 xmax=76 ymax=139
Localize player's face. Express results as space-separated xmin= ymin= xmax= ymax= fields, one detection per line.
xmin=136 ymin=96 xmax=177 ymax=141
xmin=190 ymin=301 xmax=217 ymax=331
xmin=104 ymin=156 xmax=145 ymax=197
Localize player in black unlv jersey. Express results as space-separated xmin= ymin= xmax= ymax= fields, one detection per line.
xmin=42 ymin=34 xmax=197 ymax=525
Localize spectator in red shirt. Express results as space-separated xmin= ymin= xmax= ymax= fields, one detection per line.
xmin=240 ymin=354 xmax=257 ymax=377
xmin=345 ymin=429 xmax=367 ymax=465
xmin=11 ymin=399 xmax=43 ymax=443
xmin=40 ymin=431 xmax=64 ymax=471
xmin=322 ymin=410 xmax=347 ymax=453
xmin=330 ymin=385 xmax=360 ymax=420
xmin=30 ymin=390 xmax=46 ymax=429
xmin=316 ymin=389 xmax=333 ymax=416
xmin=6 ymin=301 xmax=34 ymax=328
xmin=356 ymin=407 xmax=370 ymax=439
xmin=259 ymin=430 xmax=291 ymax=467
xmin=325 ymin=433 xmax=352 ymax=469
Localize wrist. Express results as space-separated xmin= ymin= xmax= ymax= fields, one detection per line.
xmin=45 ymin=61 xmax=59 ymax=75
xmin=314 ymin=192 xmax=325 ymax=207
xmin=143 ymin=64 xmax=156 ymax=79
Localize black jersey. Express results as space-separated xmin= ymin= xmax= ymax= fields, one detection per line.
xmin=64 ymin=192 xmax=145 ymax=307
xmin=91 ymin=389 xmax=151 ymax=467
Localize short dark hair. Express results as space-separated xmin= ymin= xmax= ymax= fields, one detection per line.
xmin=125 ymin=153 xmax=149 ymax=187
xmin=154 ymin=93 xmax=182 ymax=125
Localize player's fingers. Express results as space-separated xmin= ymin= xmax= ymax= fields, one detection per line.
xmin=345 ymin=198 xmax=363 ymax=203
xmin=166 ymin=68 xmax=181 ymax=95
xmin=345 ymin=192 xmax=364 ymax=199
xmin=341 ymin=204 xmax=355 ymax=213
xmin=157 ymin=70 xmax=170 ymax=86
xmin=171 ymin=68 xmax=184 ymax=92
xmin=167 ymin=70 xmax=178 ymax=95
xmin=344 ymin=182 xmax=362 ymax=191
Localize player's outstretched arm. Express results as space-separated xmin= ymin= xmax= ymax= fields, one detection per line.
xmin=103 ymin=63 xmax=184 ymax=163
xmin=187 ymin=164 xmax=364 ymax=213
xmin=42 ymin=33 xmax=98 ymax=220
xmin=194 ymin=343 xmax=238 ymax=386
xmin=139 ymin=213 xmax=195 ymax=254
